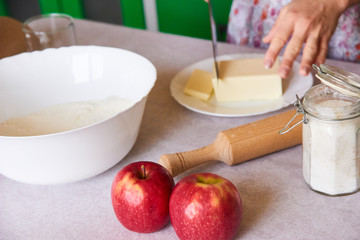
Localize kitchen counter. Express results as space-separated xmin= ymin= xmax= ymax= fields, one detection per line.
xmin=0 ymin=19 xmax=359 ymax=240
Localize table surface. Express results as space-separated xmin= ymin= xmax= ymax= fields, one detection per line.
xmin=1 ymin=19 xmax=359 ymax=240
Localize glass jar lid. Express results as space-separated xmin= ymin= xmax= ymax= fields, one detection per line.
xmin=313 ymin=64 xmax=360 ymax=98
xmin=302 ymin=84 xmax=360 ymax=120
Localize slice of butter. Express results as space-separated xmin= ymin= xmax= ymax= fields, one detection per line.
xmin=184 ymin=69 xmax=213 ymax=101
xmin=212 ymin=58 xmax=282 ymax=102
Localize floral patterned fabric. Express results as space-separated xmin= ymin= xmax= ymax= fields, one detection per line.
xmin=227 ymin=0 xmax=360 ymax=62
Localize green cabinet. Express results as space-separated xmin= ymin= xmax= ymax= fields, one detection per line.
xmin=120 ymin=0 xmax=145 ymax=29
xmin=38 ymin=0 xmax=84 ymax=18
xmin=0 ymin=0 xmax=7 ymax=15
xmin=156 ymin=0 xmax=232 ymax=41
xmin=0 ymin=0 xmax=232 ymax=41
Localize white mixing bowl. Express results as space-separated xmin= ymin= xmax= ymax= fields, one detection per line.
xmin=0 ymin=46 xmax=156 ymax=184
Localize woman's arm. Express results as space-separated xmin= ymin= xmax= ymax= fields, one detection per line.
xmin=263 ymin=0 xmax=360 ymax=78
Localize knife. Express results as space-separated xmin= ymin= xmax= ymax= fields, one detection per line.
xmin=208 ymin=0 xmax=220 ymax=82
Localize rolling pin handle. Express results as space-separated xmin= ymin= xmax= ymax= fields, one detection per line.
xmin=159 ymin=143 xmax=219 ymax=177
xmin=159 ymin=109 xmax=303 ymax=176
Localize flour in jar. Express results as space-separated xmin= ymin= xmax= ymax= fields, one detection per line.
xmin=303 ymin=99 xmax=360 ymax=195
xmin=0 ymin=96 xmax=134 ymax=137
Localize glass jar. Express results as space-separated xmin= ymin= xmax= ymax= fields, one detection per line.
xmin=287 ymin=64 xmax=360 ymax=196
xmin=302 ymin=84 xmax=360 ymax=195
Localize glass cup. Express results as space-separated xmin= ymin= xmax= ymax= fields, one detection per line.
xmin=22 ymin=13 xmax=77 ymax=51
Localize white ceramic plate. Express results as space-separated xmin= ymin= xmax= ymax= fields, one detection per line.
xmin=170 ymin=53 xmax=313 ymax=117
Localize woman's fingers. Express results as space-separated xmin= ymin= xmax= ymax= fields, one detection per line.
xmin=315 ymin=37 xmax=328 ymax=66
xmin=279 ymin=19 xmax=313 ymax=78
xmin=299 ymin=27 xmax=322 ymax=75
xmin=263 ymin=15 xmax=295 ymax=70
xmin=262 ymin=0 xmax=343 ymax=78
xmin=262 ymin=12 xmax=282 ymax=44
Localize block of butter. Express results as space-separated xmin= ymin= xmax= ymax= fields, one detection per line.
xmin=184 ymin=69 xmax=213 ymax=101
xmin=212 ymin=58 xmax=282 ymax=102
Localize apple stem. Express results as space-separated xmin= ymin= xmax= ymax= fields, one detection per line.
xmin=141 ymin=165 xmax=146 ymax=179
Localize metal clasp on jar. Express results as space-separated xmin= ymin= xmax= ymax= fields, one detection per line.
xmin=279 ymin=95 xmax=309 ymax=134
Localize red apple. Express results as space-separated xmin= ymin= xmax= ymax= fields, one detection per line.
xmin=169 ymin=173 xmax=242 ymax=240
xmin=111 ymin=161 xmax=175 ymax=233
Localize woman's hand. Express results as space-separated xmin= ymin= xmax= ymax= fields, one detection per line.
xmin=263 ymin=0 xmax=356 ymax=78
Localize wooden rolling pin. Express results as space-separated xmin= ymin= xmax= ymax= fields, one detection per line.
xmin=159 ymin=109 xmax=303 ymax=176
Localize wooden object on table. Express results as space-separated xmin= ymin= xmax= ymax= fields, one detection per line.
xmin=159 ymin=109 xmax=303 ymax=176
xmin=0 ymin=16 xmax=27 ymax=59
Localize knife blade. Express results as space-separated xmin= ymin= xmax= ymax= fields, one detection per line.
xmin=208 ymin=0 xmax=220 ymax=82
